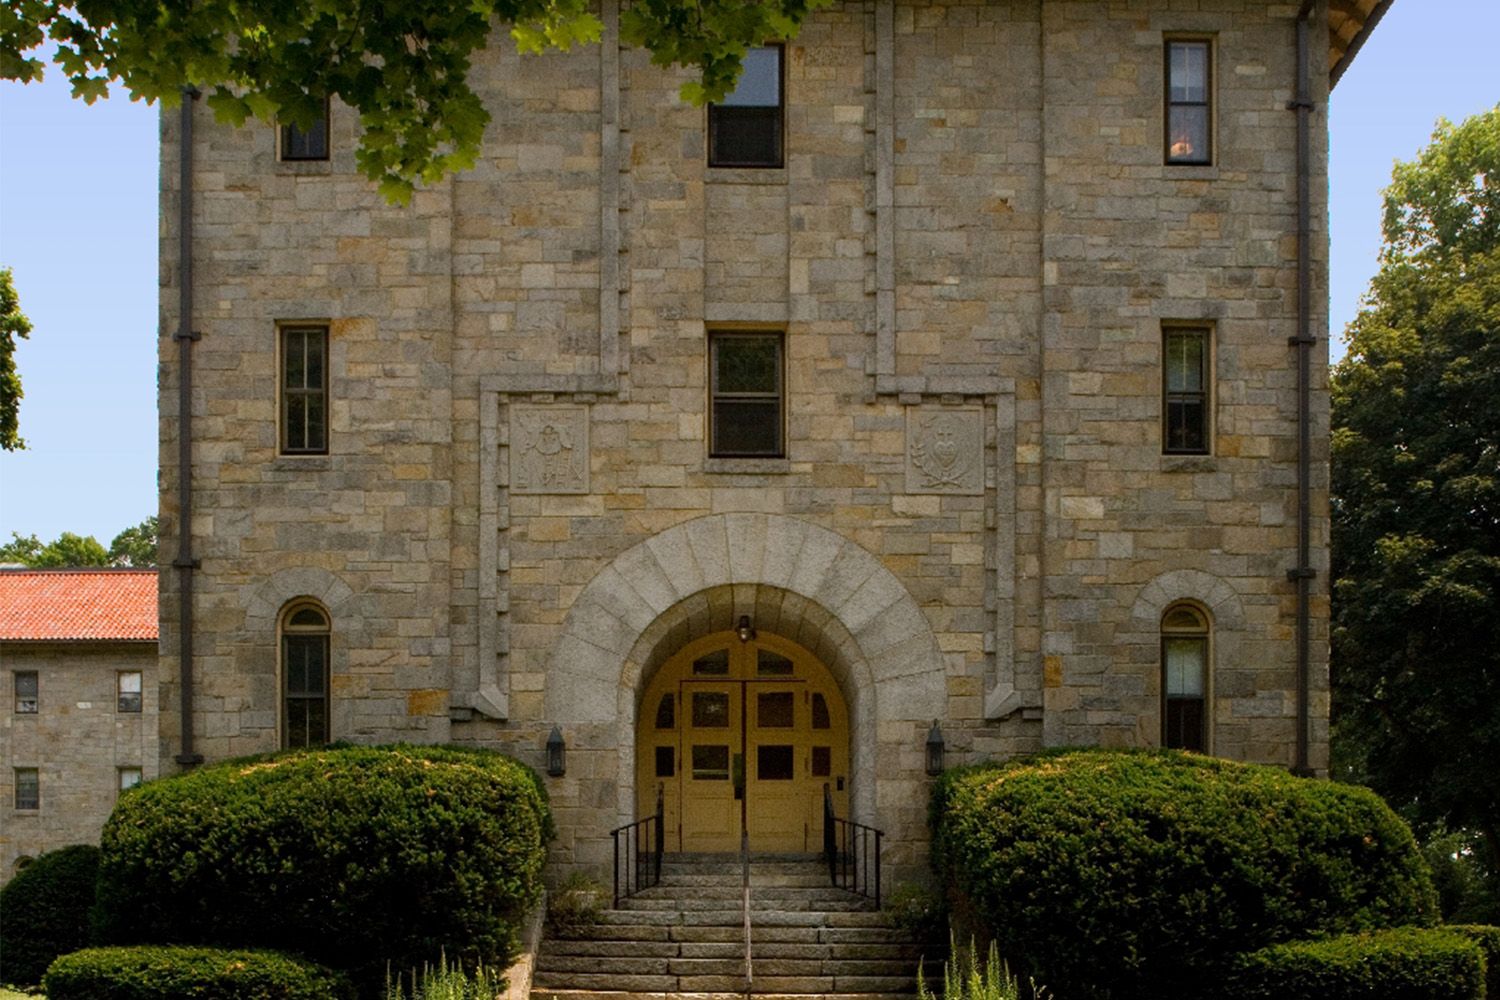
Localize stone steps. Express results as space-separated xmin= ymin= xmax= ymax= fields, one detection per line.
xmin=533 ymin=856 xmax=942 ymax=1000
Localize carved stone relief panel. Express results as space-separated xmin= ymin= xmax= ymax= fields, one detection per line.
xmin=905 ymin=406 xmax=984 ymax=495
xmin=509 ymin=404 xmax=589 ymax=494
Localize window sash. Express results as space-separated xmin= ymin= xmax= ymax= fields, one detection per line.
xmin=282 ymin=327 xmax=328 ymax=454
xmin=280 ymin=100 xmax=330 ymax=161
xmin=710 ymin=333 xmax=784 ymax=457
xmin=283 ymin=634 xmax=329 ymax=748
xmin=14 ymin=672 xmax=38 ymax=713
xmin=1162 ymin=635 xmax=1207 ymax=752
xmin=1163 ymin=329 xmax=1210 ymax=454
xmin=708 ymin=46 xmax=784 ymax=168
xmin=1165 ymin=41 xmax=1212 ymax=165
xmin=117 ymin=671 xmax=143 ymax=713
xmin=15 ymin=768 xmax=39 ymax=809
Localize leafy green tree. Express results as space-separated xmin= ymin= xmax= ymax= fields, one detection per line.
xmin=0 ymin=518 xmax=156 ymax=567
xmin=108 ymin=516 xmax=158 ymax=567
xmin=2 ymin=0 xmax=828 ymax=203
xmin=1331 ymin=106 xmax=1500 ymax=876
xmin=1 ymin=266 xmax=32 ymax=451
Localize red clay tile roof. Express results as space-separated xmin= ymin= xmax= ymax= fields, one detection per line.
xmin=0 ymin=569 xmax=158 ymax=642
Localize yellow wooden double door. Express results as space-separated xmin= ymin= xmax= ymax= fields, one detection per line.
xmin=637 ymin=632 xmax=849 ymax=853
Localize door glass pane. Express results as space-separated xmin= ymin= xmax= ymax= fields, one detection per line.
xmin=655 ymin=693 xmax=675 ymax=729
xmin=812 ymin=746 xmax=831 ymax=777
xmin=756 ymin=650 xmax=794 ymax=676
xmin=757 ymin=691 xmax=794 ymax=728
xmin=692 ymin=744 xmax=730 ymax=779
xmin=655 ymin=745 xmax=675 ymax=778
xmin=692 ymin=691 xmax=730 ymax=728
xmin=757 ymin=745 xmax=795 ymax=781
xmin=811 ymin=693 xmax=831 ymax=729
xmin=693 ymin=650 xmax=729 ymax=675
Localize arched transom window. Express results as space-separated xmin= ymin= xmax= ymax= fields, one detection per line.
xmin=1161 ymin=603 xmax=1209 ymax=752
xmin=281 ymin=602 xmax=330 ymax=748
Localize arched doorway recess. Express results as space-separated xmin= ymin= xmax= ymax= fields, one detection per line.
xmin=638 ymin=629 xmax=850 ymax=852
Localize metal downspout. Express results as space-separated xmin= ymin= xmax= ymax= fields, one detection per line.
xmin=1287 ymin=2 xmax=1317 ymax=777
xmin=174 ymin=88 xmax=204 ymax=768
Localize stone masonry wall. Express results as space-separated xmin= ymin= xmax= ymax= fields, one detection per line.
xmin=159 ymin=0 xmax=1332 ymax=884
xmin=1 ymin=643 xmax=157 ymax=883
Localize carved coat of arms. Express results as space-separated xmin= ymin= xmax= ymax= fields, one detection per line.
xmin=510 ymin=405 xmax=589 ymax=494
xmin=906 ymin=407 xmax=983 ymax=495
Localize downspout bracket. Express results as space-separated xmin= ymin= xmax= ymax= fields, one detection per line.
xmin=1286 ymin=568 xmax=1317 ymax=581
xmin=173 ymin=330 xmax=203 ymax=342
xmin=172 ymin=557 xmax=202 ymax=570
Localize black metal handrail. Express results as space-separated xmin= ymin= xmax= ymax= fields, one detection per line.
xmin=823 ymin=784 xmax=882 ymax=906
xmin=610 ymin=786 xmax=664 ymax=907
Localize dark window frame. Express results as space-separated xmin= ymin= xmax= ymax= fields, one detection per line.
xmin=117 ymin=670 xmax=143 ymax=713
xmin=14 ymin=767 xmax=39 ymax=810
xmin=280 ymin=325 xmax=330 ymax=455
xmin=13 ymin=671 xmax=37 ymax=714
xmin=708 ymin=44 xmax=785 ymax=169
xmin=1163 ymin=326 xmax=1211 ymax=455
xmin=709 ymin=330 xmax=785 ymax=458
xmin=1161 ymin=604 xmax=1210 ymax=753
xmin=1164 ymin=38 xmax=1213 ymax=166
xmin=280 ymin=97 xmax=331 ymax=162
xmin=281 ymin=602 xmax=331 ymax=749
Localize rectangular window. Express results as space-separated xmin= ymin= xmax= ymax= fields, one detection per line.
xmin=14 ymin=768 xmax=39 ymax=810
xmin=14 ymin=672 xmax=37 ymax=714
xmin=708 ymin=45 xmax=784 ymax=168
xmin=117 ymin=671 xmax=143 ymax=713
xmin=280 ymin=98 xmax=330 ymax=161
xmin=710 ymin=332 xmax=784 ymax=457
xmin=1163 ymin=327 xmax=1210 ymax=454
xmin=118 ymin=767 xmax=143 ymax=794
xmin=283 ymin=634 xmax=330 ymax=748
xmin=1165 ymin=40 xmax=1212 ymax=165
xmin=281 ymin=326 xmax=329 ymax=455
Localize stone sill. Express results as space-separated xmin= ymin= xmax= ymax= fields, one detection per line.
xmin=275 ymin=160 xmax=333 ymax=176
xmin=1161 ymin=455 xmax=1217 ymax=473
xmin=705 ymin=167 xmax=787 ymax=185
xmin=1162 ymin=164 xmax=1221 ymax=181
xmin=702 ymin=457 xmax=791 ymax=475
xmin=270 ymin=456 xmax=332 ymax=472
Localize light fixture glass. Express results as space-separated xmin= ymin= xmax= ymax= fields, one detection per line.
xmin=926 ymin=720 xmax=945 ymax=776
xmin=546 ymin=725 xmax=566 ymax=777
xmin=736 ymin=615 xmax=756 ymax=643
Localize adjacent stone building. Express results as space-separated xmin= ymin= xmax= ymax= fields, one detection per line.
xmin=155 ymin=1 xmax=1386 ymax=882
xmin=0 ymin=569 xmax=158 ymax=882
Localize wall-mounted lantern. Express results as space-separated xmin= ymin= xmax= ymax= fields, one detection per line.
xmin=926 ymin=720 xmax=945 ymax=776
xmin=546 ymin=725 xmax=566 ymax=777
xmin=736 ymin=615 xmax=756 ymax=643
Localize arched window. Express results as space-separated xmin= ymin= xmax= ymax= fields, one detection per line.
xmin=1162 ymin=603 xmax=1209 ymax=752
xmin=281 ymin=602 xmax=330 ymax=748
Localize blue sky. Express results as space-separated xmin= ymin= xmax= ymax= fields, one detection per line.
xmin=1 ymin=3 xmax=1497 ymax=545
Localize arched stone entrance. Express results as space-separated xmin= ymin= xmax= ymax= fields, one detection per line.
xmin=543 ymin=513 xmax=946 ymax=843
xmin=638 ymin=628 xmax=850 ymax=852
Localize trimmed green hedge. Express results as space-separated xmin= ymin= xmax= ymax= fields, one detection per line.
xmin=0 ymin=843 xmax=101 ymax=985
xmin=43 ymin=945 xmax=354 ymax=1000
xmin=93 ymin=744 xmax=549 ymax=990
xmin=1223 ymin=926 xmax=1484 ymax=1000
xmin=1448 ymin=925 xmax=1500 ymax=999
xmin=931 ymin=749 xmax=1439 ymax=1000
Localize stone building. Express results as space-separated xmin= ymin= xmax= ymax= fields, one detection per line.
xmin=155 ymin=1 xmax=1388 ymax=881
xmin=0 ymin=569 xmax=158 ymax=882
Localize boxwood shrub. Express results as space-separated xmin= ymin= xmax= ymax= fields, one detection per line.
xmin=931 ymin=749 xmax=1439 ymax=1000
xmin=0 ymin=843 xmax=101 ymax=985
xmin=43 ymin=945 xmax=354 ymax=1000
xmin=1222 ymin=926 xmax=1484 ymax=1000
xmin=93 ymin=744 xmax=549 ymax=989
xmin=1447 ymin=924 xmax=1500 ymax=999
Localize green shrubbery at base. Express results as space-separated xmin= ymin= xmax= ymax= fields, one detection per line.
xmin=932 ymin=748 xmax=1440 ymax=1000
xmin=1222 ymin=926 xmax=1484 ymax=1000
xmin=1447 ymin=925 xmax=1500 ymax=999
xmin=43 ymin=946 xmax=353 ymax=1000
xmin=92 ymin=744 xmax=550 ymax=993
xmin=0 ymin=844 xmax=100 ymax=985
